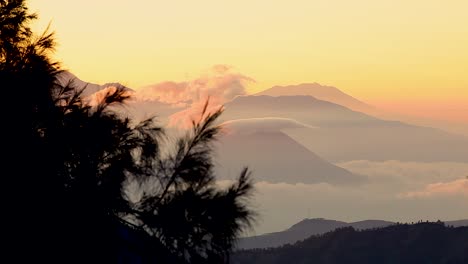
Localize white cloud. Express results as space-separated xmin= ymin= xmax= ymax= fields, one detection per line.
xmin=135 ymin=65 xmax=253 ymax=127
xmin=222 ymin=117 xmax=315 ymax=134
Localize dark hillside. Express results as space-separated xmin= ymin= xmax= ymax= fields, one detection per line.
xmin=232 ymin=222 xmax=468 ymax=264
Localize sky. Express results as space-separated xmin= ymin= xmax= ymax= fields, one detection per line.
xmin=27 ymin=1 xmax=468 ymax=233
xmin=30 ymin=0 xmax=468 ymax=123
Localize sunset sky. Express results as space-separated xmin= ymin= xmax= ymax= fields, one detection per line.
xmin=30 ymin=0 xmax=468 ymax=122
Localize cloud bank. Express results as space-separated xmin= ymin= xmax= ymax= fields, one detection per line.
xmin=337 ymin=160 xmax=468 ymax=185
xmin=400 ymin=179 xmax=468 ymax=198
xmin=218 ymin=160 xmax=468 ymax=235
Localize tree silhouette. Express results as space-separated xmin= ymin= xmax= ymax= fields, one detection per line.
xmin=4 ymin=0 xmax=254 ymax=262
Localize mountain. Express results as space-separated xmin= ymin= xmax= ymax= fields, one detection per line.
xmin=232 ymin=222 xmax=468 ymax=264
xmin=237 ymin=218 xmax=468 ymax=250
xmin=222 ymin=95 xmax=468 ymax=162
xmin=216 ymin=118 xmax=364 ymax=185
xmin=223 ymin=95 xmax=378 ymax=127
xmin=237 ymin=218 xmax=393 ymax=249
xmin=256 ymin=83 xmax=374 ymax=113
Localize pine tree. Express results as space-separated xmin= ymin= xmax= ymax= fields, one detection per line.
xmin=3 ymin=0 xmax=254 ymax=262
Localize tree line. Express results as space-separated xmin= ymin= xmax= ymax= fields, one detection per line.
xmin=232 ymin=222 xmax=468 ymax=264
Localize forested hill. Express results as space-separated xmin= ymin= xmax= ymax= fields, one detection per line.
xmin=232 ymin=222 xmax=468 ymax=264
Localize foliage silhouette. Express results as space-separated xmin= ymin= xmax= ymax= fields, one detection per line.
xmin=3 ymin=0 xmax=254 ymax=262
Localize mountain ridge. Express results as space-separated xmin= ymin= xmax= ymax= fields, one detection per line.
xmin=237 ymin=218 xmax=468 ymax=249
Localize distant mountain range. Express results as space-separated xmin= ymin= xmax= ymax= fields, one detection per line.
xmin=237 ymin=218 xmax=468 ymax=249
xmin=69 ymin=75 xmax=468 ymax=170
xmin=232 ymin=222 xmax=468 ymax=264
xmin=256 ymin=82 xmax=375 ymax=113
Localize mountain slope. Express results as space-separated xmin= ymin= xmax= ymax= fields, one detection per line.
xmin=216 ymin=120 xmax=364 ymax=185
xmin=256 ymin=83 xmax=374 ymax=113
xmin=217 ymin=131 xmax=357 ymax=184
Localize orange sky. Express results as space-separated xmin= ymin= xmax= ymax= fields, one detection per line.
xmin=371 ymin=99 xmax=468 ymax=123
xmin=30 ymin=0 xmax=468 ymax=124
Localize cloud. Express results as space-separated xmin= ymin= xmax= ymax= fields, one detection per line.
xmin=137 ymin=81 xmax=190 ymax=105
xmin=399 ymin=179 xmax=468 ymax=198
xmin=222 ymin=117 xmax=315 ymax=135
xmin=337 ymin=160 xmax=468 ymax=186
xmin=135 ymin=65 xmax=254 ymax=127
